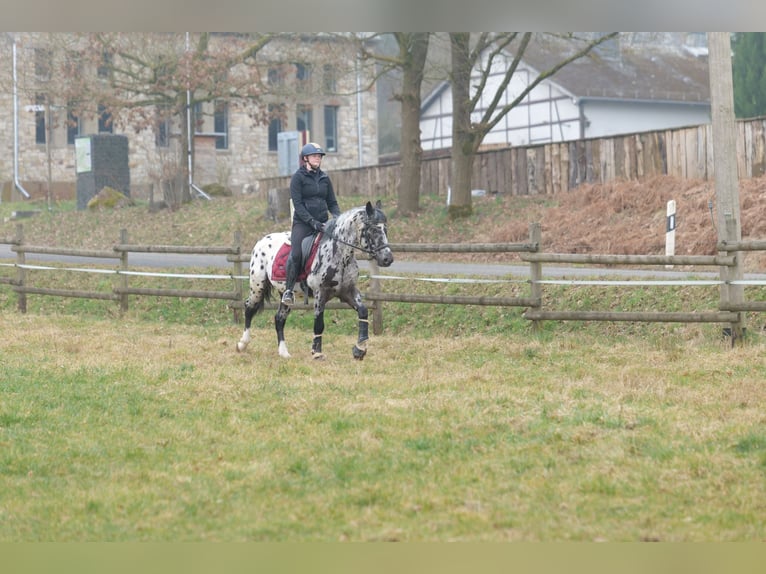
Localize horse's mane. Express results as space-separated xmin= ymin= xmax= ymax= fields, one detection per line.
xmin=325 ymin=205 xmax=366 ymax=236
xmin=324 ymin=217 xmax=339 ymax=236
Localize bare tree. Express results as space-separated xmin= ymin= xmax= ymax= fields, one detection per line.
xmin=57 ymin=32 xmax=274 ymax=208
xmin=358 ymin=33 xmax=433 ymax=215
xmin=448 ymin=32 xmax=619 ymax=218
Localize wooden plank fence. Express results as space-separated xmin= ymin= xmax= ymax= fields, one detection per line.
xmin=259 ymin=117 xmax=766 ymax=199
xmin=3 ymin=223 xmax=766 ymax=342
xmin=1 ymin=224 xmax=244 ymax=319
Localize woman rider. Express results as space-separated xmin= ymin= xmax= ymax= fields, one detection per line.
xmin=281 ymin=142 xmax=341 ymax=306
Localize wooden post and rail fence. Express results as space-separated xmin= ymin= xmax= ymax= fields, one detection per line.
xmin=2 ymin=221 xmax=764 ymax=342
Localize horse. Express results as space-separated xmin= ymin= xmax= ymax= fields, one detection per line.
xmin=236 ymin=200 xmax=394 ymax=361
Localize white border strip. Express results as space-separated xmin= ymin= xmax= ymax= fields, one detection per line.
xmin=3 ymin=262 xmax=766 ymax=287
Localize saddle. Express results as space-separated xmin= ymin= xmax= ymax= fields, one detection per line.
xmin=271 ymin=232 xmax=322 ymax=282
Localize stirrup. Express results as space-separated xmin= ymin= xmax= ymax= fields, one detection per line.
xmin=281 ymin=289 xmax=295 ymax=306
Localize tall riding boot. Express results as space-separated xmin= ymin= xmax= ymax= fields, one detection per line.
xmin=281 ymin=256 xmax=298 ymax=305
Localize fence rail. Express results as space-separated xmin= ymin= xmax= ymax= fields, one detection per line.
xmin=3 ymin=222 xmax=766 ymax=342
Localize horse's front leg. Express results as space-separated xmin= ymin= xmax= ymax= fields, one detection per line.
xmin=349 ymin=291 xmax=369 ymax=361
xmin=275 ymin=303 xmax=291 ymax=358
xmin=312 ymin=298 xmax=327 ymax=360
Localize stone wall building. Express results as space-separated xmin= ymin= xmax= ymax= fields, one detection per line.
xmin=0 ymin=32 xmax=379 ymax=202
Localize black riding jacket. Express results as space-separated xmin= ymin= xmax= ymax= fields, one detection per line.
xmin=290 ymin=165 xmax=341 ymax=227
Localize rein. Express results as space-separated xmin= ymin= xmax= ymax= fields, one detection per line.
xmin=326 ymin=227 xmax=389 ymax=257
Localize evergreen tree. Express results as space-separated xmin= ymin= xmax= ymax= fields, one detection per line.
xmin=732 ymin=33 xmax=766 ymax=119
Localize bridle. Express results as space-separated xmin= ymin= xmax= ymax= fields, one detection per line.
xmin=326 ymin=220 xmax=390 ymax=258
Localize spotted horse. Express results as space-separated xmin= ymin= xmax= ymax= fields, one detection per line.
xmin=236 ymin=201 xmax=394 ymax=360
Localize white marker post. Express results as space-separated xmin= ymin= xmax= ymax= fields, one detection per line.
xmin=665 ymin=200 xmax=676 ymax=268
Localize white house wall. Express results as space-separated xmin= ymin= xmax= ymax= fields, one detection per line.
xmin=421 ymin=48 xmax=711 ymax=152
xmin=420 ymin=58 xmax=582 ymax=151
xmin=582 ymin=100 xmax=710 ymax=139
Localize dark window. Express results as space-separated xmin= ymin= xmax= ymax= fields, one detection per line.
xmin=296 ymin=104 xmax=312 ymax=136
xmin=268 ymin=66 xmax=283 ymax=87
xmin=268 ymin=104 xmax=284 ymax=151
xmin=322 ymin=64 xmax=337 ymax=94
xmin=35 ymin=48 xmax=52 ymax=80
xmin=324 ymin=106 xmax=338 ymax=152
xmin=156 ymin=107 xmax=170 ymax=147
xmin=295 ymin=62 xmax=312 ymax=93
xmin=35 ymin=94 xmax=47 ymax=144
xmin=98 ymin=103 xmax=113 ymax=133
xmin=67 ymin=103 xmax=80 ymax=145
xmin=192 ymin=101 xmax=203 ymax=133
xmin=214 ymin=100 xmax=228 ymax=150
xmin=97 ymin=50 xmax=113 ymax=79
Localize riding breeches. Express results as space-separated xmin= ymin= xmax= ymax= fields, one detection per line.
xmin=289 ymin=221 xmax=315 ymax=266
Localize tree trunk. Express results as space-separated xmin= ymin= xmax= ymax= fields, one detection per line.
xmin=448 ymin=33 xmax=476 ymax=219
xmin=397 ymin=33 xmax=430 ymax=216
xmin=165 ymin=102 xmax=192 ymax=209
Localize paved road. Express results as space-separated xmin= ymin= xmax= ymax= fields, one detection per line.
xmin=4 ymin=242 xmax=764 ymax=280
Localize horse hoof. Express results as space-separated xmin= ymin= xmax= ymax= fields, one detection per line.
xmin=312 ymin=352 xmax=326 ymax=361
xmin=236 ymin=342 xmax=246 ymax=353
xmin=352 ymin=346 xmax=366 ymax=360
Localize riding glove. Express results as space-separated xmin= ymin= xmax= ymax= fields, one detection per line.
xmin=312 ymin=220 xmax=326 ymax=233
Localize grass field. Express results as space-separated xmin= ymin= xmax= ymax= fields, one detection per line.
xmin=2 ymin=295 xmax=766 ymax=541
xmin=2 ymin=195 xmax=766 ymax=541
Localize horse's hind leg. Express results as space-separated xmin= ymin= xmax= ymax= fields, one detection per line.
xmin=275 ymin=303 xmax=292 ymax=358
xmin=237 ymin=298 xmax=258 ymax=352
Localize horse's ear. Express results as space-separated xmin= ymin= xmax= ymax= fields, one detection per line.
xmin=375 ymin=199 xmax=382 ymax=210
xmin=365 ymin=201 xmax=374 ymax=216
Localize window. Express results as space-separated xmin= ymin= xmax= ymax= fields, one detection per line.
xmin=296 ymin=104 xmax=313 ymax=136
xmin=268 ymin=66 xmax=283 ymax=87
xmin=97 ymin=50 xmax=113 ymax=79
xmin=156 ymin=106 xmax=171 ymax=148
xmin=268 ymin=104 xmax=284 ymax=151
xmin=192 ymin=101 xmax=203 ymax=132
xmin=295 ymin=62 xmax=312 ymax=93
xmin=324 ymin=106 xmax=338 ymax=152
xmin=66 ymin=103 xmax=81 ymax=145
xmin=34 ymin=48 xmax=52 ymax=80
xmin=98 ymin=103 xmax=113 ymax=133
xmin=65 ymin=49 xmax=84 ymax=78
xmin=214 ymin=100 xmax=228 ymax=150
xmin=322 ymin=64 xmax=337 ymax=94
xmin=35 ymin=94 xmax=47 ymax=144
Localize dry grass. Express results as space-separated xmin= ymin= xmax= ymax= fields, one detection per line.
xmin=2 ymin=312 xmax=766 ymax=541
xmin=4 ymin=174 xmax=766 ymax=272
xmin=3 ymin=176 xmax=766 ymax=541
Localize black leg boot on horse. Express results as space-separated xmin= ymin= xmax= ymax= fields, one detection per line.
xmin=281 ymin=256 xmax=298 ymax=306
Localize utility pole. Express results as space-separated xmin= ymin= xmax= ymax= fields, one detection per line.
xmin=708 ymin=32 xmax=744 ymax=342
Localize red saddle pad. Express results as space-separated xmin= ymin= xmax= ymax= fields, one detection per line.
xmin=271 ymin=234 xmax=322 ymax=282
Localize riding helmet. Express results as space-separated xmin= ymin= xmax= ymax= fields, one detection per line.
xmin=301 ymin=142 xmax=326 ymax=157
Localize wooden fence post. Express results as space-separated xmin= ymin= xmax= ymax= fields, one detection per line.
xmin=528 ymin=222 xmax=542 ymax=332
xmin=709 ymin=33 xmax=745 ymax=344
xmin=721 ymin=214 xmax=745 ymax=341
xmin=232 ymin=231 xmax=243 ymax=324
xmin=369 ymin=259 xmax=383 ymax=335
xmin=119 ymin=229 xmax=129 ymax=314
xmin=15 ymin=223 xmax=26 ymax=314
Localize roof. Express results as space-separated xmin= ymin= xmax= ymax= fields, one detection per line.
xmin=421 ymin=33 xmax=711 ymax=110
xmin=522 ymin=33 xmax=710 ymax=104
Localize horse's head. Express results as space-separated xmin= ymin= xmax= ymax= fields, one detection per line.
xmin=362 ymin=200 xmax=394 ymax=267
